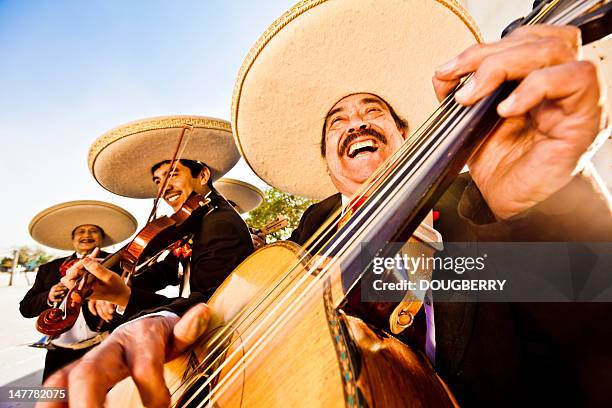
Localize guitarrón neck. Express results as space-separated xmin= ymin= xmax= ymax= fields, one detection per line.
xmin=315 ymin=0 xmax=610 ymax=296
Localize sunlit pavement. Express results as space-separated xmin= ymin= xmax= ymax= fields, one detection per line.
xmin=0 ymin=271 xmax=180 ymax=392
xmin=0 ymin=272 xmax=44 ymax=388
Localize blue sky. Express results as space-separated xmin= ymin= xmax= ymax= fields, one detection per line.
xmin=0 ymin=0 xmax=297 ymax=254
xmin=0 ymin=0 xmax=535 ymax=255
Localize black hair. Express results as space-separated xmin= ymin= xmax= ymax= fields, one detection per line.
xmin=320 ymin=93 xmax=409 ymax=157
xmin=151 ymin=159 xmax=214 ymax=188
xmin=71 ymin=225 xmax=106 ymax=239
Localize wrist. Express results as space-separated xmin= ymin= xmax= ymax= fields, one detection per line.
xmin=471 ymin=164 xmax=580 ymax=220
xmin=494 ymin=172 xmax=595 ymax=221
xmin=115 ymin=285 xmax=131 ymax=308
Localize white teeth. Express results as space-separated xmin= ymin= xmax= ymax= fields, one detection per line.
xmin=167 ymin=194 xmax=180 ymax=202
xmin=348 ymin=139 xmax=376 ymax=156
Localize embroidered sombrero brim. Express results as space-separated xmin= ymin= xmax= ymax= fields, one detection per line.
xmin=29 ymin=200 xmax=138 ymax=251
xmin=232 ymin=0 xmax=482 ymax=199
xmin=214 ymin=178 xmax=265 ymax=214
xmin=88 ymin=115 xmax=240 ymax=198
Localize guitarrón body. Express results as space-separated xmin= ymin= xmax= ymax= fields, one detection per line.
xmin=107 ymin=242 xmax=456 ymax=408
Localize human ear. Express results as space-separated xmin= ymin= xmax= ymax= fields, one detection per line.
xmin=200 ymin=167 xmax=211 ymax=187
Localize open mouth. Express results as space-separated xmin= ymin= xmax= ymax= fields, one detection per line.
xmin=79 ymin=238 xmax=94 ymax=244
xmin=347 ymin=139 xmax=380 ymax=158
xmin=165 ymin=192 xmax=181 ymax=204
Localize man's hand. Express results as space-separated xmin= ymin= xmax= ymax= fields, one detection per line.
xmin=88 ymin=299 xmax=115 ymax=322
xmin=40 ymin=303 xmax=210 ymax=408
xmin=432 ymin=25 xmax=606 ymax=219
xmin=47 ymin=282 xmax=68 ymax=304
xmin=61 ymin=256 xmax=131 ymax=308
xmin=251 ymin=232 xmax=266 ymax=249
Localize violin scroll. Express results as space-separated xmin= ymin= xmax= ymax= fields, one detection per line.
xmin=36 ymin=286 xmax=84 ymax=336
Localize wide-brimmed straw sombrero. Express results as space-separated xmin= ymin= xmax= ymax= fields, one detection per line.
xmin=88 ymin=115 xmax=240 ymax=198
xmin=232 ymin=0 xmax=482 ymax=199
xmin=214 ymin=178 xmax=265 ymax=214
xmin=29 ymin=200 xmax=138 ymax=251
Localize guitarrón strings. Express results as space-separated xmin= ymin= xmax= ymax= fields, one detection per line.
xmin=167 ymin=1 xmax=602 ymax=406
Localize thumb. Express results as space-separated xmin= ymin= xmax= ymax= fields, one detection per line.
xmin=88 ymin=300 xmax=98 ymax=316
xmin=432 ymin=75 xmax=460 ymax=103
xmin=169 ymin=303 xmax=210 ymax=360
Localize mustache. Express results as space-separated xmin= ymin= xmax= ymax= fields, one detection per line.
xmin=339 ymin=129 xmax=387 ymax=157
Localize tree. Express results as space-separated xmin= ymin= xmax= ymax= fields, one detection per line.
xmin=246 ymin=188 xmax=317 ymax=241
xmin=15 ymin=246 xmax=55 ymax=271
xmin=1 ymin=257 xmax=13 ymax=271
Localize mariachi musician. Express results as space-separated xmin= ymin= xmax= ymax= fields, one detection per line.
xmin=214 ymin=178 xmax=271 ymax=249
xmin=231 ymin=0 xmax=612 ymax=406
xmin=214 ymin=178 xmax=264 ymax=215
xmin=20 ymin=200 xmax=136 ymax=381
xmin=43 ymin=1 xmax=611 ymax=407
xmin=62 ymin=115 xmax=254 ymax=325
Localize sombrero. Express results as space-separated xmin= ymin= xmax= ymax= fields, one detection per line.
xmin=232 ymin=0 xmax=482 ymax=199
xmin=29 ymin=200 xmax=138 ymax=251
xmin=88 ymin=115 xmax=240 ymax=198
xmin=214 ymin=178 xmax=265 ymax=214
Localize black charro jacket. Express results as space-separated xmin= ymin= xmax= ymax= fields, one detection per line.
xmin=118 ymin=191 xmax=254 ymax=323
xmin=20 ymin=256 xmax=71 ymax=319
xmin=19 ymin=251 xmax=111 ymax=319
xmin=288 ymin=173 xmax=612 ymax=407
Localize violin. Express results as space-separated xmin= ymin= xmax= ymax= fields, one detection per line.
xmin=35 ymin=192 xmax=214 ymax=336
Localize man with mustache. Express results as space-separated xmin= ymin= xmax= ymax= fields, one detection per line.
xmin=21 ymin=200 xmax=136 ymax=381
xmin=231 ymin=1 xmax=612 ymax=406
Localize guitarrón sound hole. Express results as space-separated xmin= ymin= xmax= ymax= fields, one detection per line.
xmin=175 ymin=374 xmax=211 ymax=408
